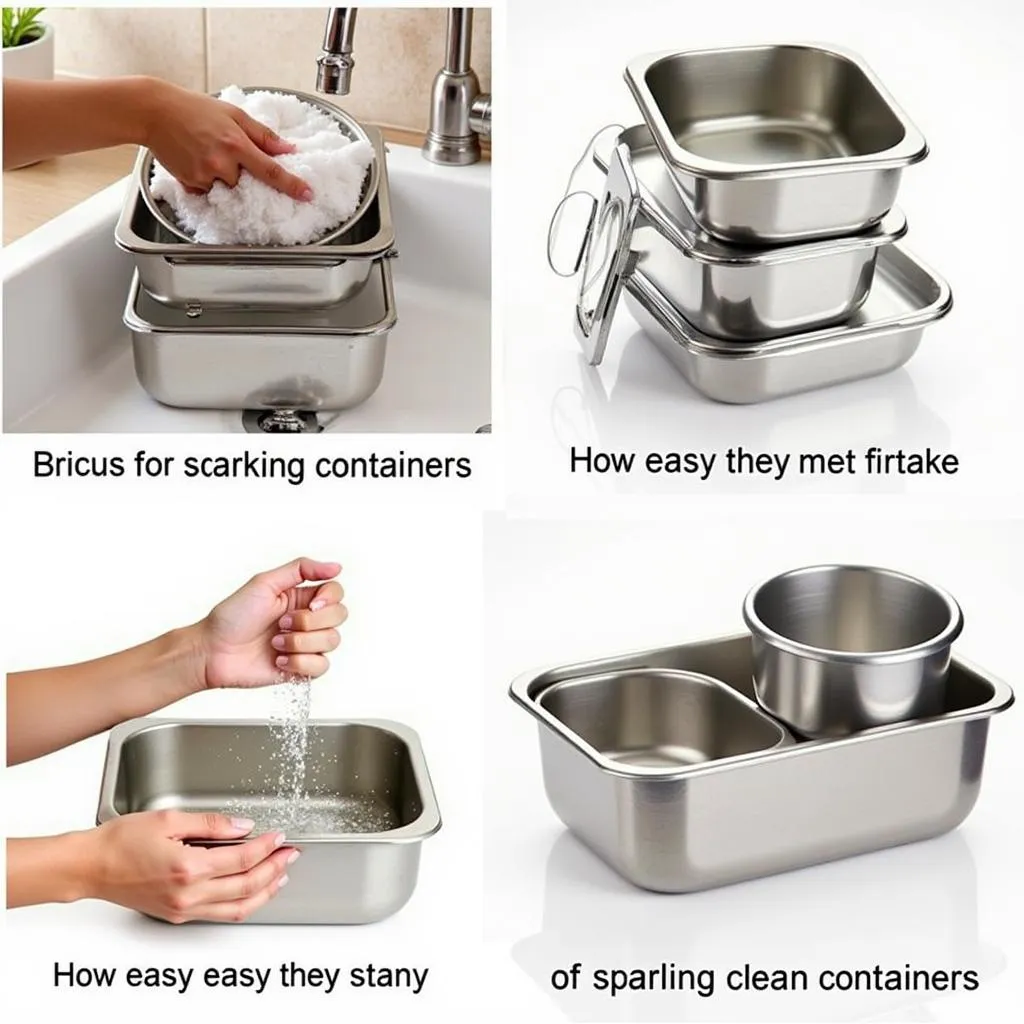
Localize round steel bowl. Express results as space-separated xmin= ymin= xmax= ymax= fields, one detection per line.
xmin=139 ymin=85 xmax=380 ymax=246
xmin=743 ymin=565 xmax=963 ymax=738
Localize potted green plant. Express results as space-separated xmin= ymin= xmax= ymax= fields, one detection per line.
xmin=2 ymin=8 xmax=54 ymax=80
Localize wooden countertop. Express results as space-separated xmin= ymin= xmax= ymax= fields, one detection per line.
xmin=3 ymin=145 xmax=138 ymax=245
xmin=2 ymin=126 xmax=489 ymax=246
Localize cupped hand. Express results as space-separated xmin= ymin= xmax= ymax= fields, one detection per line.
xmin=86 ymin=811 xmax=297 ymax=924
xmin=199 ymin=557 xmax=347 ymax=687
xmin=143 ymin=79 xmax=313 ymax=200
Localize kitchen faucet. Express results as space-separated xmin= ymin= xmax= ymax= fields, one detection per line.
xmin=316 ymin=7 xmax=492 ymax=166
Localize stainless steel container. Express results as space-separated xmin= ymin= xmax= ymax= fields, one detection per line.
xmin=510 ymin=635 xmax=1012 ymax=893
xmin=97 ymin=718 xmax=441 ymax=925
xmin=591 ymin=126 xmax=907 ymax=340
xmin=624 ymin=44 xmax=928 ymax=243
xmin=536 ymin=669 xmax=792 ymax=772
xmin=139 ymin=86 xmax=382 ymax=246
xmin=124 ymin=258 xmax=396 ymax=411
xmin=622 ymin=243 xmax=952 ymax=403
xmin=744 ymin=565 xmax=964 ymax=738
xmin=115 ymin=127 xmax=395 ymax=310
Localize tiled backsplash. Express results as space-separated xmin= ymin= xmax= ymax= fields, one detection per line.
xmin=46 ymin=6 xmax=491 ymax=133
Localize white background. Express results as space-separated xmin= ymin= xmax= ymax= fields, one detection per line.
xmin=2 ymin=498 xmax=484 ymax=1014
xmin=501 ymin=0 xmax=1024 ymax=505
xmin=484 ymin=512 xmax=1024 ymax=1022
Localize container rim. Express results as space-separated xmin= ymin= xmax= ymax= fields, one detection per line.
xmin=96 ymin=716 xmax=441 ymax=845
xmin=624 ymin=243 xmax=953 ymax=359
xmin=509 ymin=633 xmax=1013 ymax=783
xmin=624 ymin=42 xmax=929 ymax=181
xmin=592 ymin=125 xmax=909 ymax=267
xmin=533 ymin=668 xmax=794 ymax=777
xmin=122 ymin=257 xmax=397 ymax=338
xmin=742 ymin=564 xmax=964 ymax=665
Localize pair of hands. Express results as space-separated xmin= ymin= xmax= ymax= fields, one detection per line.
xmin=93 ymin=557 xmax=346 ymax=923
xmin=146 ymin=80 xmax=313 ymax=200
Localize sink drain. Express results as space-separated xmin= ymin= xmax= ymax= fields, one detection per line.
xmin=242 ymin=409 xmax=323 ymax=434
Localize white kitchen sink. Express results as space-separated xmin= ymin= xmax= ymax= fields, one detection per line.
xmin=2 ymin=142 xmax=491 ymax=433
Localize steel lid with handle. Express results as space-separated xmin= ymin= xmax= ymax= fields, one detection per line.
xmin=547 ymin=126 xmax=644 ymax=366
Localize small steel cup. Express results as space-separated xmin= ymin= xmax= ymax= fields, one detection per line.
xmin=743 ymin=565 xmax=963 ymax=738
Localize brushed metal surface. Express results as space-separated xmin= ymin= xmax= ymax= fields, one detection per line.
xmin=622 ymin=243 xmax=952 ymax=403
xmin=511 ymin=636 xmax=1012 ymax=893
xmin=115 ymin=127 xmax=395 ymax=310
xmin=124 ymin=258 xmax=396 ymax=411
xmin=96 ymin=718 xmax=441 ymax=924
xmin=139 ymin=86 xmax=381 ymax=247
xmin=744 ymin=565 xmax=963 ymax=737
xmin=625 ymin=45 xmax=928 ymax=243
xmin=538 ymin=669 xmax=791 ymax=771
xmin=593 ymin=126 xmax=907 ymax=340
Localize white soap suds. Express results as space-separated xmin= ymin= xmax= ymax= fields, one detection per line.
xmin=149 ymin=85 xmax=374 ymax=245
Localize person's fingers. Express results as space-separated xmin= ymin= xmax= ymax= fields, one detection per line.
xmin=239 ymin=145 xmax=313 ymax=202
xmin=253 ymin=558 xmax=342 ymax=597
xmin=280 ymin=593 xmax=348 ymax=630
xmin=296 ymin=579 xmax=345 ymax=612
xmin=272 ymin=628 xmax=341 ymax=655
xmin=185 ymin=878 xmax=287 ymax=924
xmin=233 ymin=109 xmax=296 ymax=156
xmin=191 ymin=847 xmax=296 ymax=905
xmin=184 ymin=184 xmax=207 ymax=196
xmin=189 ymin=830 xmax=288 ymax=881
xmin=157 ymin=810 xmax=256 ymax=842
xmin=274 ymin=653 xmax=329 ymax=678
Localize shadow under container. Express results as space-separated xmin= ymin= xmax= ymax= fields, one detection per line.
xmin=510 ymin=635 xmax=1012 ymax=893
xmin=624 ymin=44 xmax=928 ymax=244
xmin=97 ymin=718 xmax=441 ymax=924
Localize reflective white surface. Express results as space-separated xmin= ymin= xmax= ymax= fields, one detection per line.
xmin=2 ymin=143 xmax=491 ymax=433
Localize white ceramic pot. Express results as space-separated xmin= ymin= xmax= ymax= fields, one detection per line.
xmin=2 ymin=22 xmax=55 ymax=80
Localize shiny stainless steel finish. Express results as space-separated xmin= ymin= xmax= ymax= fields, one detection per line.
xmin=622 ymin=243 xmax=952 ymax=403
xmin=116 ymin=128 xmax=394 ymax=310
xmin=593 ymin=126 xmax=907 ymax=340
xmin=744 ymin=565 xmax=964 ymax=738
xmin=316 ymin=7 xmax=491 ymax=166
xmin=538 ymin=669 xmax=792 ymax=772
xmin=510 ymin=635 xmax=1012 ymax=893
xmin=124 ymin=258 xmax=396 ymax=411
xmin=317 ymin=8 xmax=357 ymax=95
xmin=625 ymin=45 xmax=928 ymax=243
xmin=97 ymin=718 xmax=441 ymax=924
xmin=139 ymin=86 xmax=380 ymax=247
xmin=422 ymin=8 xmax=491 ymax=166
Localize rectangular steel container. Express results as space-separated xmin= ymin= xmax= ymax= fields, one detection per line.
xmin=622 ymin=243 xmax=951 ymax=403
xmin=97 ymin=718 xmax=441 ymax=924
xmin=510 ymin=635 xmax=1012 ymax=893
xmin=593 ymin=125 xmax=907 ymax=340
xmin=625 ymin=45 xmax=928 ymax=243
xmin=114 ymin=127 xmax=395 ymax=309
xmin=124 ymin=257 xmax=396 ymax=411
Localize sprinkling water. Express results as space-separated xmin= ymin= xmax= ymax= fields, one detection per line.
xmin=223 ymin=674 xmax=398 ymax=835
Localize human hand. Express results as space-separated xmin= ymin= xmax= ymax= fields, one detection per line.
xmin=85 ymin=811 xmax=296 ymax=923
xmin=198 ymin=557 xmax=346 ymax=687
xmin=141 ymin=78 xmax=313 ymax=200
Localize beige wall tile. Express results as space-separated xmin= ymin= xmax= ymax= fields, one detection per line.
xmin=46 ymin=7 xmax=207 ymax=90
xmin=206 ymin=7 xmax=491 ymax=133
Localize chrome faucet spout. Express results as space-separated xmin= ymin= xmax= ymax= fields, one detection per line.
xmin=314 ymin=6 xmax=491 ymax=165
xmin=317 ymin=8 xmax=357 ymax=95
